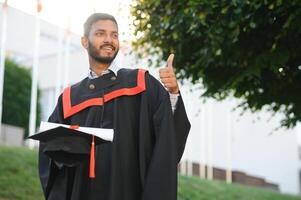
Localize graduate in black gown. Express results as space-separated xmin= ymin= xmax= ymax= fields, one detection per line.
xmin=38 ymin=13 xmax=190 ymax=200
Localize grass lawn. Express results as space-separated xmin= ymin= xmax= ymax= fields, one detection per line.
xmin=0 ymin=145 xmax=300 ymax=200
xmin=0 ymin=146 xmax=44 ymax=200
xmin=178 ymin=175 xmax=301 ymax=200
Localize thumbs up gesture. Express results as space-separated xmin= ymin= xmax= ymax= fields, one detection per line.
xmin=159 ymin=54 xmax=179 ymax=94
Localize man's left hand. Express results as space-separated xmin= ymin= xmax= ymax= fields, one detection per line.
xmin=159 ymin=54 xmax=179 ymax=94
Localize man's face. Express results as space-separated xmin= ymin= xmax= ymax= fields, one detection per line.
xmin=85 ymin=20 xmax=119 ymax=64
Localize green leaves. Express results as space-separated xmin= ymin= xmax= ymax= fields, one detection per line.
xmin=131 ymin=0 xmax=301 ymax=129
xmin=3 ymin=59 xmax=41 ymax=137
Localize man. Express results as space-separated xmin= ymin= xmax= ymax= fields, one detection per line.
xmin=38 ymin=13 xmax=190 ymax=200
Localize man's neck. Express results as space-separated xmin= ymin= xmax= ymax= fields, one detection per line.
xmin=89 ymin=58 xmax=110 ymax=76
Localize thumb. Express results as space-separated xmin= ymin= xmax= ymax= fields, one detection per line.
xmin=167 ymin=54 xmax=174 ymax=69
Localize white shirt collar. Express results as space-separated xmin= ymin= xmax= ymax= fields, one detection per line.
xmin=88 ymin=59 xmax=121 ymax=79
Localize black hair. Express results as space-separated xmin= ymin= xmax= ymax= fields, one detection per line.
xmin=83 ymin=13 xmax=118 ymax=37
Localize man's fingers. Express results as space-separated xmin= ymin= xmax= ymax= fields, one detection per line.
xmin=162 ymin=83 xmax=174 ymax=88
xmin=167 ymin=54 xmax=174 ymax=69
xmin=159 ymin=53 xmax=179 ymax=94
xmin=159 ymin=68 xmax=175 ymax=77
xmin=160 ymin=77 xmax=175 ymax=83
xmin=159 ymin=73 xmax=175 ymax=79
xmin=158 ymin=53 xmax=179 ymax=94
xmin=159 ymin=68 xmax=170 ymax=73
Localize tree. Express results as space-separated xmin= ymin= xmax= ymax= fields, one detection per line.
xmin=3 ymin=59 xmax=41 ymax=137
xmin=131 ymin=0 xmax=301 ymax=128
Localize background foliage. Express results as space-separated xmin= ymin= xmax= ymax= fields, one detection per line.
xmin=131 ymin=0 xmax=301 ymax=128
xmin=3 ymin=59 xmax=41 ymax=137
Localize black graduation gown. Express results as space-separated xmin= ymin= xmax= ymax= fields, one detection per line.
xmin=38 ymin=68 xmax=190 ymax=200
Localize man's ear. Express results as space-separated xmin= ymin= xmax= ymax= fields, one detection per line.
xmin=81 ymin=36 xmax=88 ymax=49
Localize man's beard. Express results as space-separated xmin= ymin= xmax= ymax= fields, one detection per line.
xmin=88 ymin=41 xmax=119 ymax=64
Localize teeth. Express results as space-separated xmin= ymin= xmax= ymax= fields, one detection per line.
xmin=102 ymin=46 xmax=113 ymax=51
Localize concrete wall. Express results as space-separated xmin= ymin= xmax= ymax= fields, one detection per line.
xmin=0 ymin=124 xmax=24 ymax=146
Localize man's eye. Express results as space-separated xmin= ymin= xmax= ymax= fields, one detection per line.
xmin=96 ymin=32 xmax=104 ymax=36
xmin=112 ymin=34 xmax=118 ymax=38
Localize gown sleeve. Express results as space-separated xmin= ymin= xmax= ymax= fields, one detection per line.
xmin=173 ymin=94 xmax=190 ymax=162
xmin=141 ymin=74 xmax=190 ymax=200
xmin=38 ymin=94 xmax=68 ymax=198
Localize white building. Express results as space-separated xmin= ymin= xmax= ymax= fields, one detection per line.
xmin=1 ymin=4 xmax=301 ymax=195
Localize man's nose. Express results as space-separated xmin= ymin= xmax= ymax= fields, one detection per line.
xmin=104 ymin=34 xmax=113 ymax=43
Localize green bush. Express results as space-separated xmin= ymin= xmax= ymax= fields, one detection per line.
xmin=3 ymin=58 xmax=41 ymax=137
xmin=132 ymin=0 xmax=301 ymax=129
